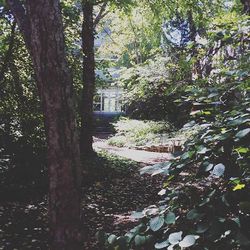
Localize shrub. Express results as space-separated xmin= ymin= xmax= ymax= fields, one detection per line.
xmin=108 ymin=118 xmax=172 ymax=147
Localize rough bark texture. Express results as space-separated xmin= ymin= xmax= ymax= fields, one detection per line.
xmin=80 ymin=1 xmax=95 ymax=156
xmin=7 ymin=0 xmax=83 ymax=249
xmin=241 ymin=0 xmax=250 ymax=14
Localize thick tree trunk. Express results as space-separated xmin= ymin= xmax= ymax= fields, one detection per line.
xmin=7 ymin=0 xmax=83 ymax=249
xmin=80 ymin=1 xmax=95 ymax=157
xmin=241 ymin=0 xmax=250 ymax=14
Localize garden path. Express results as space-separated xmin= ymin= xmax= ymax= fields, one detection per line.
xmin=93 ymin=134 xmax=174 ymax=164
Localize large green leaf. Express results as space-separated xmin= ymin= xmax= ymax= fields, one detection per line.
xmin=228 ymin=117 xmax=250 ymax=126
xmin=131 ymin=211 xmax=145 ymax=219
xmin=235 ymin=147 xmax=249 ymax=154
xmin=187 ymin=209 xmax=201 ymax=220
xmin=168 ymin=231 xmax=182 ymax=245
xmin=235 ymin=128 xmax=250 ymax=139
xmin=165 ymin=212 xmax=176 ymax=224
xmin=150 ymin=216 xmax=165 ymax=232
xmin=179 ymin=235 xmax=197 ymax=248
xmin=205 ymin=163 xmax=214 ymax=172
xmin=197 ymin=145 xmax=210 ymax=154
xmin=155 ymin=240 xmax=169 ymax=249
xmin=212 ymin=163 xmax=225 ymax=177
xmin=108 ymin=234 xmax=117 ymax=245
xmin=134 ymin=235 xmax=147 ymax=246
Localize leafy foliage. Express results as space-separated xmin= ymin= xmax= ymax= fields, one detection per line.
xmin=104 ymin=4 xmax=250 ymax=249
xmin=108 ymin=118 xmax=172 ymax=147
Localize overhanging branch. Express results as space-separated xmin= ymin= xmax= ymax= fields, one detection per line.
xmin=6 ymin=0 xmax=31 ymax=51
xmin=93 ymin=2 xmax=108 ymax=28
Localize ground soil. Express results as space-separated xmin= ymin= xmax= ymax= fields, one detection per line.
xmin=0 ymin=134 xmax=174 ymax=249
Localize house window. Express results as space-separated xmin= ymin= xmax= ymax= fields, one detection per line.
xmin=93 ymin=88 xmax=123 ymax=112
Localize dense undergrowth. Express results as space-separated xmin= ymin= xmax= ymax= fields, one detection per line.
xmin=102 ymin=84 xmax=250 ymax=250
xmin=107 ymin=119 xmax=173 ymax=147
xmin=101 ymin=12 xmax=250 ymax=250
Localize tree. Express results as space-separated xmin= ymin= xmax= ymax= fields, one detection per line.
xmin=241 ymin=0 xmax=250 ymax=14
xmin=6 ymin=0 xmax=82 ymax=249
xmin=80 ymin=0 xmax=98 ymax=156
xmin=80 ymin=0 xmax=134 ymax=156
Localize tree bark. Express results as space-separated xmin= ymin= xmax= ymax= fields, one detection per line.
xmin=7 ymin=1 xmax=83 ymax=249
xmin=241 ymin=0 xmax=250 ymax=14
xmin=80 ymin=0 xmax=95 ymax=156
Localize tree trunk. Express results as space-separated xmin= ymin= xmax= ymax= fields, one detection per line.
xmin=7 ymin=0 xmax=83 ymax=249
xmin=80 ymin=1 xmax=95 ymax=157
xmin=241 ymin=0 xmax=250 ymax=14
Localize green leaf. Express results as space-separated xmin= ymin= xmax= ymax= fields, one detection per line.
xmin=145 ymin=207 xmax=159 ymax=216
xmin=149 ymin=216 xmax=165 ymax=232
xmin=202 ymin=111 xmax=211 ymax=115
xmin=108 ymin=234 xmax=117 ymax=245
xmin=181 ymin=151 xmax=194 ymax=160
xmin=151 ymin=169 xmax=164 ymax=176
xmin=168 ymin=231 xmax=182 ymax=245
xmin=196 ymin=223 xmax=209 ymax=233
xmin=233 ymin=183 xmax=245 ymax=191
xmin=134 ymin=235 xmax=147 ymax=247
xmin=231 ymin=217 xmax=241 ymax=227
xmin=208 ymin=93 xmax=218 ymax=98
xmin=0 ymin=0 xmax=6 ymax=7
xmin=228 ymin=118 xmax=250 ymax=126
xmin=155 ymin=240 xmax=169 ymax=249
xmin=158 ymin=189 xmax=166 ymax=196
xmin=179 ymin=235 xmax=197 ymax=248
xmin=235 ymin=128 xmax=250 ymax=139
xmin=197 ymin=146 xmax=210 ymax=154
xmin=187 ymin=209 xmax=201 ymax=220
xmin=199 ymin=197 xmax=210 ymax=206
xmin=235 ymin=147 xmax=249 ymax=154
xmin=131 ymin=211 xmax=145 ymax=219
xmin=222 ymin=195 xmax=230 ymax=207
xmin=96 ymin=230 xmax=107 ymax=245
xmin=212 ymin=163 xmax=225 ymax=177
xmin=205 ymin=163 xmax=214 ymax=172
xmin=165 ymin=212 xmax=176 ymax=225
xmin=117 ymin=236 xmax=130 ymax=249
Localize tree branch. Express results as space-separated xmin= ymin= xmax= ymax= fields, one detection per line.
xmin=93 ymin=2 xmax=108 ymax=28
xmin=6 ymin=0 xmax=31 ymax=51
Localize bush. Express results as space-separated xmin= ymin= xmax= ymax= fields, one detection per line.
xmin=108 ymin=118 xmax=172 ymax=147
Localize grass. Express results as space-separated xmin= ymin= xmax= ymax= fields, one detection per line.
xmin=83 ymin=151 xmax=139 ymax=184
